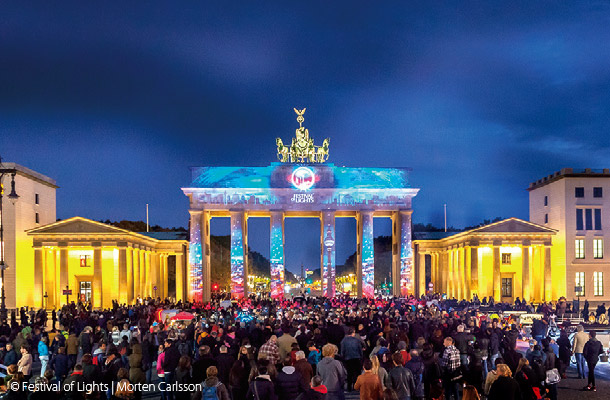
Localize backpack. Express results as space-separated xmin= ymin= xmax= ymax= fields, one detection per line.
xmin=307 ymin=350 xmax=321 ymax=365
xmin=202 ymin=382 xmax=220 ymax=400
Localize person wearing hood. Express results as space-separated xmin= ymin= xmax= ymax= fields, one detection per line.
xmin=128 ymin=341 xmax=146 ymax=386
xmin=317 ymin=344 xmax=346 ymax=400
xmin=276 ymin=356 xmax=308 ymax=400
xmin=247 ymin=364 xmax=277 ymax=400
xmin=300 ymin=375 xmax=328 ymax=400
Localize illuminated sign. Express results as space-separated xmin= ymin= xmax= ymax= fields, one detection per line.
xmin=291 ymin=193 xmax=314 ymax=203
xmin=291 ymin=167 xmax=315 ymax=190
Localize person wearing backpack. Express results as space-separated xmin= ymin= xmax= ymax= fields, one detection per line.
xmin=195 ymin=365 xmax=230 ymax=400
xmin=405 ymin=350 xmax=424 ymax=400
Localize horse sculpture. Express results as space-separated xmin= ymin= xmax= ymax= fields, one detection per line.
xmin=276 ymin=138 xmax=290 ymax=162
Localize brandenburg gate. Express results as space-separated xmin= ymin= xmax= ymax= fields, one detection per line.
xmin=183 ymin=109 xmax=419 ymax=301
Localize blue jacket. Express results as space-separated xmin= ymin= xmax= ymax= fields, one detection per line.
xmin=3 ymin=349 xmax=17 ymax=366
xmin=38 ymin=341 xmax=49 ymax=357
xmin=340 ymin=335 xmax=363 ymax=361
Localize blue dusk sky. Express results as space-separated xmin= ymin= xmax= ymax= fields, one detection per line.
xmin=2 ymin=2 xmax=610 ymax=273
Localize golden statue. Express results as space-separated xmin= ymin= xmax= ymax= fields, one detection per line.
xmin=276 ymin=108 xmax=330 ymax=163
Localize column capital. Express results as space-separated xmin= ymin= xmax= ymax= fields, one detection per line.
xmin=521 ymin=239 xmax=531 ymax=247
xmin=492 ymin=239 xmax=503 ymax=247
xmin=188 ymin=209 xmax=203 ymax=216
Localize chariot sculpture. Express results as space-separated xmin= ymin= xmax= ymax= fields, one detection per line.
xmin=276 ymin=108 xmax=330 ymax=163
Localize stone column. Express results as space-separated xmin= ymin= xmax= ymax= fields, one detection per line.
xmin=493 ymin=240 xmax=501 ymax=301
xmin=45 ymin=249 xmax=57 ymax=308
xmin=457 ymin=246 xmax=464 ymax=300
xmin=140 ymin=250 xmax=147 ymax=298
xmin=418 ymin=251 xmax=426 ymax=297
xmin=202 ymin=212 xmax=211 ymax=302
xmin=93 ymin=246 xmax=102 ymax=308
xmin=399 ymin=210 xmax=413 ymax=296
xmin=59 ymin=245 xmax=68 ymax=304
xmin=34 ymin=246 xmax=43 ymax=308
xmin=162 ymin=255 xmax=169 ymax=299
xmin=522 ymin=240 xmax=531 ymax=302
xmin=320 ymin=210 xmax=336 ymax=297
xmin=391 ymin=212 xmax=400 ymax=296
xmin=134 ymin=248 xmax=141 ymax=299
xmin=176 ymin=252 xmax=184 ymax=301
xmin=150 ymin=252 xmax=158 ymax=299
xmin=270 ymin=211 xmax=286 ymax=299
xmin=230 ymin=211 xmax=248 ymax=299
xmin=440 ymin=251 xmax=448 ymax=295
xmin=544 ymin=244 xmax=552 ymax=301
xmin=470 ymin=244 xmax=479 ymax=296
xmin=189 ymin=210 xmax=204 ymax=302
xmin=118 ymin=247 xmax=127 ymax=304
xmin=127 ymin=248 xmax=134 ymax=304
xmin=463 ymin=245 xmax=471 ymax=300
xmin=358 ymin=211 xmax=375 ymax=298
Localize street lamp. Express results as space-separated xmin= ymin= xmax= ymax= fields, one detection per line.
xmin=0 ymin=157 xmax=19 ymax=325
xmin=323 ymin=225 xmax=335 ymax=297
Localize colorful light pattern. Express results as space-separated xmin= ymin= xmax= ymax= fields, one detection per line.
xmin=361 ymin=212 xmax=375 ymax=298
xmin=321 ymin=212 xmax=336 ymax=297
xmin=189 ymin=212 xmax=203 ymax=302
xmin=270 ymin=212 xmax=285 ymax=299
xmin=400 ymin=212 xmax=413 ymax=296
xmin=230 ymin=212 xmax=246 ymax=299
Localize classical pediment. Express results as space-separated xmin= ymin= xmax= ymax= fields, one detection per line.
xmin=27 ymin=217 xmax=129 ymax=235
xmin=469 ymin=218 xmax=556 ymax=234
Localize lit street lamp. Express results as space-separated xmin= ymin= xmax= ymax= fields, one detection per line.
xmin=0 ymin=156 xmax=19 ymax=325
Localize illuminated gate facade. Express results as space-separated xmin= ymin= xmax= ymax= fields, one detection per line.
xmin=183 ymin=110 xmax=419 ymax=301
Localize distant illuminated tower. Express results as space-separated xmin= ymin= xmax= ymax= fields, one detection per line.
xmin=324 ymin=226 xmax=335 ymax=297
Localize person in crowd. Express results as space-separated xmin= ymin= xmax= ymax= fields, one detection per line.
xmin=247 ymin=364 xmax=277 ymax=400
xmin=439 ymin=337 xmax=460 ymax=400
xmin=17 ymin=344 xmax=32 ymax=382
xmin=582 ymin=331 xmax=604 ymax=392
xmin=38 ymin=335 xmax=50 ymax=377
xmin=354 ymin=358 xmax=383 ymax=400
xmin=340 ymin=327 xmax=364 ymax=392
xmin=317 ymin=344 xmax=346 ymax=400
xmin=276 ymin=356 xmax=308 ymax=400
xmin=388 ymin=352 xmax=415 ymax=400
xmin=572 ymin=325 xmax=589 ymax=379
xmin=488 ymin=364 xmax=522 ymax=400
xmin=405 ymin=349 xmax=424 ymax=400
xmin=215 ymin=344 xmax=235 ymax=386
xmin=370 ymin=354 xmax=389 ymax=391
xmin=300 ymin=375 xmax=328 ymax=400
xmin=294 ymin=350 xmax=314 ymax=388
xmin=462 ymin=385 xmax=481 ymax=400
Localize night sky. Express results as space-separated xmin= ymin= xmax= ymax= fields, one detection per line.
xmin=2 ymin=2 xmax=610 ymax=273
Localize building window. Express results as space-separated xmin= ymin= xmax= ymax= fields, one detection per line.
xmin=35 ymin=213 xmax=39 ymax=224
xmin=575 ymin=187 xmax=584 ymax=198
xmin=544 ymin=196 xmax=548 ymax=206
xmin=575 ymin=272 xmax=585 ymax=296
xmin=575 ymin=239 xmax=585 ymax=259
xmin=595 ymin=209 xmax=602 ymax=230
xmin=35 ymin=193 xmax=39 ymax=205
xmin=501 ymin=253 xmax=511 ymax=264
xmin=501 ymin=277 xmax=513 ymax=298
xmin=80 ymin=255 xmax=89 ymax=267
xmin=594 ymin=239 xmax=603 ymax=259
xmin=544 ymin=214 xmax=548 ymax=223
xmin=576 ymin=209 xmax=583 ymax=230
xmin=594 ymin=272 xmax=604 ymax=296
xmin=586 ymin=209 xmax=593 ymax=230
xmin=594 ymin=187 xmax=603 ymax=198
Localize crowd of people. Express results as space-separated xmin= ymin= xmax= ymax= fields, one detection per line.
xmin=0 ymin=293 xmax=606 ymax=400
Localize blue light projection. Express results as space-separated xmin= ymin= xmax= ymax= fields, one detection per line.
xmin=270 ymin=212 xmax=285 ymax=299
xmin=321 ymin=212 xmax=336 ymax=297
xmin=189 ymin=213 xmax=202 ymax=302
xmin=230 ymin=212 xmax=245 ymax=299
xmin=361 ymin=212 xmax=375 ymax=298
xmin=400 ymin=212 xmax=413 ymax=296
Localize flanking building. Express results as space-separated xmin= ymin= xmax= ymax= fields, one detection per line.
xmin=413 ymin=218 xmax=556 ymax=303
xmin=529 ymin=168 xmax=610 ymax=302
xmin=0 ymin=163 xmax=57 ymax=308
xmin=26 ymin=217 xmax=188 ymax=309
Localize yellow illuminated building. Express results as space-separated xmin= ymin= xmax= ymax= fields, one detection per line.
xmin=26 ymin=217 xmax=188 ymax=309
xmin=413 ymin=218 xmax=557 ymax=303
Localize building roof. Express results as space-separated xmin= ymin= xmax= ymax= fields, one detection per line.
xmin=1 ymin=162 xmax=58 ymax=188
xmin=413 ymin=217 xmax=556 ymax=243
xmin=528 ymin=168 xmax=610 ymax=191
xmin=138 ymin=231 xmax=188 ymax=240
xmin=27 ymin=216 xmax=187 ymax=243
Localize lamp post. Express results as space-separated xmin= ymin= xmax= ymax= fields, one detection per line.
xmin=0 ymin=157 xmax=20 ymax=325
xmin=323 ymin=226 xmax=334 ymax=298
